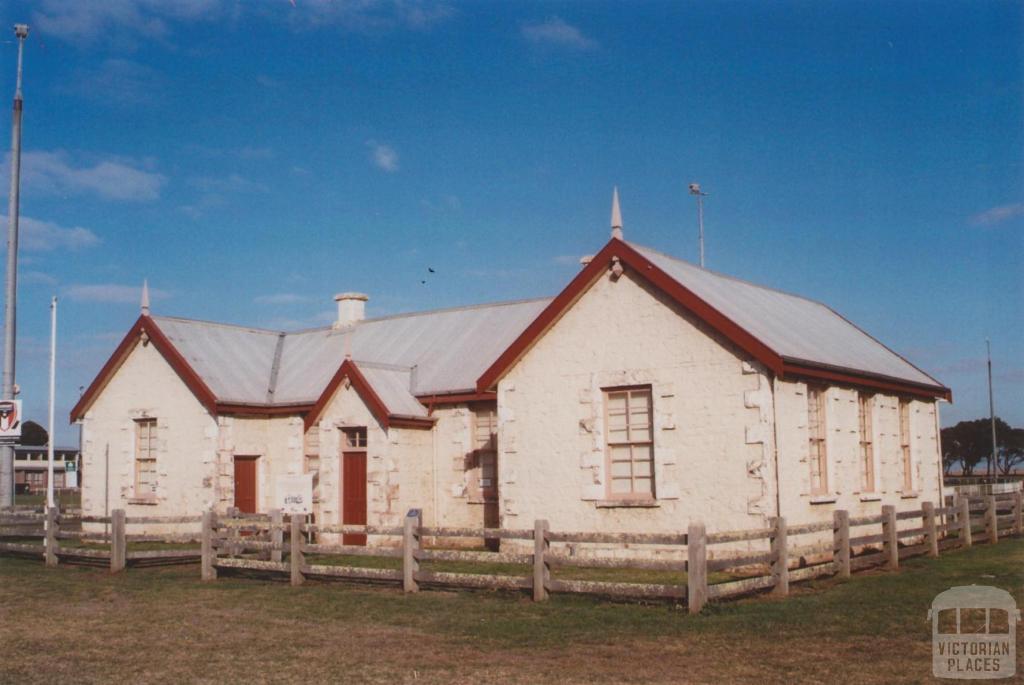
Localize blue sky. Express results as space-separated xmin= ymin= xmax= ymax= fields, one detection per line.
xmin=0 ymin=0 xmax=1020 ymax=443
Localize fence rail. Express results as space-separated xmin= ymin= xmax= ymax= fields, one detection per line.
xmin=4 ymin=492 xmax=1021 ymax=610
xmin=0 ymin=508 xmax=202 ymax=572
xmin=197 ymin=491 xmax=1024 ymax=612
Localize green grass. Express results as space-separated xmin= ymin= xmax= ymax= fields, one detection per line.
xmin=1 ymin=537 xmax=1021 ymax=684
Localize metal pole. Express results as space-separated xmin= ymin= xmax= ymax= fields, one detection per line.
xmin=46 ymin=296 xmax=56 ymax=509
xmin=697 ymin=194 xmax=705 ymax=268
xmin=986 ymin=339 xmax=997 ymax=478
xmin=0 ymin=24 xmax=29 ymax=507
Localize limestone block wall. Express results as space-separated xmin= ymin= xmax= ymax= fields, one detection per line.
xmin=425 ymin=404 xmax=498 ymax=530
xmin=774 ymin=379 xmax=944 ymax=544
xmin=497 ymin=268 xmax=775 ymax=540
xmin=80 ymin=339 xmax=218 ymax=529
xmin=215 ymin=415 xmax=305 ymax=514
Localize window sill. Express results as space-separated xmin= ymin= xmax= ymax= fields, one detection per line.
xmin=468 ymin=498 xmax=499 ymax=506
xmin=809 ymin=496 xmax=837 ymax=505
xmin=595 ymin=500 xmax=660 ymax=509
xmin=859 ymin=494 xmax=882 ymax=502
xmin=901 ymin=492 xmax=919 ymax=499
xmin=127 ymin=497 xmax=158 ymax=506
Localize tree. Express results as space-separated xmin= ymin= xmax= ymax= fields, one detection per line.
xmin=941 ymin=417 xmax=1023 ymax=477
xmin=20 ymin=420 xmax=48 ymax=447
xmin=995 ymin=425 xmax=1024 ymax=476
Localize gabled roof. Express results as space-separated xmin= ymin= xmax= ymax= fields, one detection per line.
xmin=71 ymin=298 xmax=549 ymax=423
xmin=477 ymin=238 xmax=950 ymax=400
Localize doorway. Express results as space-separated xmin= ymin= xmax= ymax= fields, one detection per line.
xmin=233 ymin=456 xmax=258 ymax=514
xmin=341 ymin=428 xmax=367 ymax=545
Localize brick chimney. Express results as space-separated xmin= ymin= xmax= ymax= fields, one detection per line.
xmin=333 ymin=292 xmax=368 ymax=328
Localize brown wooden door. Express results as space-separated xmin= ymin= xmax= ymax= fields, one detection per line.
xmin=342 ymin=451 xmax=367 ymax=545
xmin=233 ymin=457 xmax=258 ymax=514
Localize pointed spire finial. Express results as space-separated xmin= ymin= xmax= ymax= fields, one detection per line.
xmin=141 ymin=279 xmax=150 ymax=316
xmin=610 ymin=186 xmax=623 ymax=240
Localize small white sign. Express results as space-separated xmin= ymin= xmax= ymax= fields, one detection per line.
xmin=275 ymin=474 xmax=313 ymax=514
xmin=0 ymin=399 xmax=21 ymax=444
xmin=65 ymin=469 xmax=78 ymax=488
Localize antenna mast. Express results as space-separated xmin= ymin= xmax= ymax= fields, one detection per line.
xmin=688 ymin=183 xmax=708 ymax=268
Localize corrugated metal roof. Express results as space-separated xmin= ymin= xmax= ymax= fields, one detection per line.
xmin=152 ymin=297 xmax=551 ymax=411
xmin=629 ymin=242 xmax=943 ymax=388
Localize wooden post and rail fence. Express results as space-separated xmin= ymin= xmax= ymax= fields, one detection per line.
xmin=3 ymin=491 xmax=1022 ymax=611
xmin=192 ymin=491 xmax=1023 ymax=612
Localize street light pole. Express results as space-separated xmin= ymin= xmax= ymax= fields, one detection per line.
xmin=688 ymin=183 xmax=708 ymax=268
xmin=986 ymin=339 xmax=997 ymax=479
xmin=0 ymin=24 xmax=29 ymax=507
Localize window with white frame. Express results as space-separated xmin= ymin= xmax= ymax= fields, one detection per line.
xmin=134 ymin=418 xmax=158 ymax=497
xmin=470 ymin=406 xmax=498 ymax=502
xmin=807 ymin=386 xmax=828 ymax=495
xmin=899 ymin=399 xmax=913 ymax=491
xmin=605 ymin=386 xmax=655 ymax=499
xmin=858 ymin=393 xmax=875 ymax=492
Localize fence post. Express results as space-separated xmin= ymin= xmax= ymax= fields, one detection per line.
xmin=270 ymin=509 xmax=283 ymax=563
xmin=201 ymin=509 xmax=217 ymax=581
xmin=532 ymin=519 xmax=550 ymax=602
xmin=1014 ymin=491 xmax=1023 ymax=537
xmin=290 ymin=515 xmax=304 ymax=587
xmin=985 ymin=496 xmax=997 ymax=545
xmin=403 ymin=508 xmax=421 ymax=593
xmin=687 ymin=521 xmax=707 ymax=615
xmin=959 ymin=496 xmax=972 ymax=548
xmin=110 ymin=509 xmax=126 ymax=573
xmin=922 ymin=501 xmax=939 ymax=558
xmin=44 ymin=506 xmax=58 ymax=567
xmin=833 ymin=509 xmax=850 ymax=579
xmin=226 ymin=506 xmax=240 ymax=556
xmin=882 ymin=504 xmax=898 ymax=570
xmin=771 ymin=516 xmax=789 ymax=596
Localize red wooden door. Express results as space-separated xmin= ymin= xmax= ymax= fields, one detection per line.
xmin=342 ymin=451 xmax=367 ymax=545
xmin=233 ymin=457 xmax=258 ymax=514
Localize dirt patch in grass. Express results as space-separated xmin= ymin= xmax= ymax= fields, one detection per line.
xmin=1 ymin=539 xmax=1022 ymax=684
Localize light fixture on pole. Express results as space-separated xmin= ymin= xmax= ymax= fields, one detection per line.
xmin=688 ymin=182 xmax=708 ymax=268
xmin=0 ymin=23 xmax=29 ymax=507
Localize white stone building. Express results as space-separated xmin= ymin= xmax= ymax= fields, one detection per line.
xmin=71 ymin=198 xmax=951 ymax=540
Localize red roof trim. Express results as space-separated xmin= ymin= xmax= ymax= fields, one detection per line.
xmin=415 ymin=391 xmax=497 ymax=405
xmin=303 ymin=359 xmax=393 ymax=431
xmin=476 ymin=238 xmax=786 ymax=392
xmin=782 ymin=361 xmax=951 ymax=401
xmin=216 ymin=402 xmax=315 ymax=416
xmin=388 ymin=416 xmax=435 ymax=430
xmin=70 ymin=315 xmax=219 ymax=422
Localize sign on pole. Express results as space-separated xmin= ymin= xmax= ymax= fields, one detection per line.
xmin=274 ymin=474 xmax=313 ymax=514
xmin=0 ymin=399 xmax=22 ymax=444
xmin=65 ymin=460 xmax=78 ymax=488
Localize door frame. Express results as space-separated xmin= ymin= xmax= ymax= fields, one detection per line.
xmin=233 ymin=454 xmax=260 ymax=514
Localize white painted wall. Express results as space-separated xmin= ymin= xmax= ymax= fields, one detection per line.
xmin=497 ymin=268 xmax=776 ymax=543
xmin=80 ymin=338 xmax=218 ymax=530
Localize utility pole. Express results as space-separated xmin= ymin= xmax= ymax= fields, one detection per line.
xmin=986 ymin=339 xmax=997 ymax=479
xmin=46 ymin=297 xmax=56 ymax=509
xmin=688 ymin=183 xmax=708 ymax=268
xmin=0 ymin=24 xmax=29 ymax=507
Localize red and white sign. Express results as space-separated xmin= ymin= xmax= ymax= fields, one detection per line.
xmin=0 ymin=399 xmax=21 ymax=443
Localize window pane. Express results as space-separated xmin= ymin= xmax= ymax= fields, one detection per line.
xmin=634 ymin=477 xmax=653 ymax=496
xmin=611 ymin=460 xmax=632 ymax=478
xmin=633 ymin=457 xmax=652 ymax=478
xmin=611 ymin=478 xmax=632 ymax=494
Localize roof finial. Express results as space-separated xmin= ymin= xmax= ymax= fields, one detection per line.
xmin=140 ymin=279 xmax=150 ymax=316
xmin=610 ymin=186 xmax=623 ymax=240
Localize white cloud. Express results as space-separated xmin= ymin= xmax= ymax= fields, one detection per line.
xmin=187 ymin=173 xmax=265 ymax=194
xmin=367 ymin=141 xmax=399 ymax=173
xmin=33 ymin=0 xmax=452 ymax=46
xmin=63 ymin=283 xmax=170 ymax=304
xmin=254 ymin=293 xmax=311 ymax=305
xmin=13 ymin=150 xmax=166 ymax=202
xmin=522 ymin=17 xmax=596 ymax=50
xmin=58 ymin=59 xmax=162 ymax=105
xmin=969 ymin=202 xmax=1024 ymax=227
xmin=0 ymin=216 xmax=101 ymax=251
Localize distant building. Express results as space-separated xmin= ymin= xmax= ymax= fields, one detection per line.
xmin=71 ymin=194 xmax=950 ymax=539
xmin=14 ymin=445 xmax=80 ymax=493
